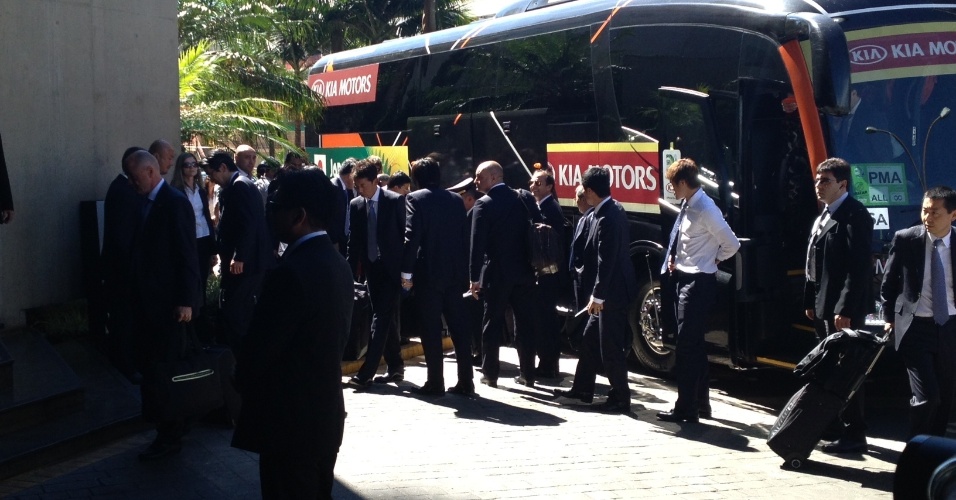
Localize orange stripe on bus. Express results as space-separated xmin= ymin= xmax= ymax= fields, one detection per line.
xmin=779 ymin=40 xmax=828 ymax=176
xmin=376 ymin=133 xmax=382 ymax=146
xmin=402 ymin=136 xmax=408 ymax=146
xmin=591 ymin=0 xmax=632 ymax=45
xmin=454 ymin=113 xmax=462 ymax=125
xmin=321 ymin=133 xmax=364 ymax=148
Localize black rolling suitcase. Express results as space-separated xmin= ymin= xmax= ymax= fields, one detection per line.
xmin=343 ymin=282 xmax=371 ymax=361
xmin=201 ymin=345 xmax=242 ymax=427
xmin=767 ymin=328 xmax=888 ymax=468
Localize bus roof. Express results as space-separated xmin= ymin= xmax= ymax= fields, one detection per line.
xmin=310 ymin=0 xmax=956 ymax=75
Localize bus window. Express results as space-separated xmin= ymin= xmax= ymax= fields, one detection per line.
xmin=418 ymin=45 xmax=496 ymax=115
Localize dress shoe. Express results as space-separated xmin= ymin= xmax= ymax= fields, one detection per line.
xmin=821 ymin=437 xmax=867 ymax=454
xmin=513 ymin=375 xmax=534 ymax=387
xmin=552 ymin=388 xmax=593 ymax=404
xmin=535 ymin=367 xmax=559 ymax=379
xmin=373 ymin=372 xmax=404 ymax=383
xmin=656 ymin=409 xmax=699 ymax=423
xmin=479 ymin=376 xmax=497 ymax=388
xmin=411 ymin=381 xmax=445 ymax=396
xmin=137 ymin=441 xmax=182 ymax=462
xmin=447 ymin=382 xmax=476 ymax=397
xmin=594 ymin=399 xmax=631 ymax=414
xmin=347 ymin=376 xmax=372 ymax=391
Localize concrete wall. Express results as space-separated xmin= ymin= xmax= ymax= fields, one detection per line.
xmin=0 ymin=0 xmax=179 ymax=326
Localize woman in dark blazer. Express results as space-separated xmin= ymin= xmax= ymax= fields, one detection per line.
xmin=171 ymin=152 xmax=216 ymax=300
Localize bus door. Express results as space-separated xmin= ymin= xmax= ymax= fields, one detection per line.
xmin=735 ymin=78 xmax=819 ymax=368
xmin=657 ymin=86 xmax=735 ymax=362
xmin=407 ymin=109 xmax=548 ymax=188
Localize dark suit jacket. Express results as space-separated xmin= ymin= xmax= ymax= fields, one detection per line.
xmin=348 ymin=188 xmax=405 ymax=280
xmin=470 ymin=185 xmax=541 ymax=288
xmin=130 ymin=182 xmax=200 ymax=351
xmin=803 ymin=195 xmax=874 ymax=321
xmin=402 ymin=188 xmax=468 ymax=291
xmin=217 ymin=173 xmax=273 ymax=275
xmin=569 ymin=209 xmax=593 ymax=272
xmin=580 ymin=198 xmax=637 ymax=309
xmin=330 ymin=176 xmax=353 ymax=250
xmin=232 ymin=234 xmax=353 ymax=459
xmin=102 ymin=174 xmax=140 ymax=294
xmin=0 ymin=131 xmax=12 ymax=212
xmin=881 ymin=225 xmax=956 ymax=349
xmin=172 ymin=183 xmax=215 ymax=239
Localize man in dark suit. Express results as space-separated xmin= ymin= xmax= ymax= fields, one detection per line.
xmin=347 ymin=159 xmax=406 ymax=388
xmin=803 ymin=157 xmax=874 ymax=453
xmin=101 ymin=147 xmax=146 ymax=381
xmin=332 ymin=158 xmax=358 ymax=255
xmin=125 ymin=151 xmax=200 ymax=461
xmin=0 ymin=130 xmax=14 ymax=225
xmin=204 ymin=151 xmax=275 ymax=349
xmin=468 ymin=161 xmax=541 ymax=388
xmin=529 ymin=169 xmax=569 ymax=379
xmin=401 ymin=157 xmax=474 ymax=396
xmin=553 ymin=167 xmax=637 ymax=413
xmin=448 ymin=177 xmax=483 ymax=362
xmin=881 ymin=186 xmax=956 ymax=439
xmin=232 ymin=168 xmax=353 ymax=500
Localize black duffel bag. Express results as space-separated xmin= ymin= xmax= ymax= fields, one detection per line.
xmin=516 ymin=189 xmax=564 ymax=276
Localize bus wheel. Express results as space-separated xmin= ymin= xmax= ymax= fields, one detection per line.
xmin=629 ymin=279 xmax=676 ymax=375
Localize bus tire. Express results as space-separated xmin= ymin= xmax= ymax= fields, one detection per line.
xmin=629 ymin=278 xmax=676 ymax=376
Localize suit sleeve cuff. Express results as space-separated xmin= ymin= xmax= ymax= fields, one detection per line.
xmin=401 ymin=272 xmax=412 ymax=280
xmin=591 ymin=296 xmax=604 ymax=305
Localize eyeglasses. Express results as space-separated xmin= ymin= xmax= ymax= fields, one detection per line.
xmin=183 ymin=162 xmax=197 ymax=168
xmin=530 ymin=180 xmax=542 ymax=187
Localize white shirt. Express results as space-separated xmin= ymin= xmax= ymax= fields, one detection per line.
xmin=185 ymin=185 xmax=210 ymax=239
xmin=916 ymin=231 xmax=956 ymax=317
xmin=673 ymin=188 xmax=741 ymax=274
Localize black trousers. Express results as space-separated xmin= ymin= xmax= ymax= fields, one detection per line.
xmin=417 ymin=284 xmax=473 ymax=385
xmin=259 ymin=451 xmax=337 ymax=500
xmin=356 ymin=261 xmax=403 ymax=381
xmin=813 ymin=315 xmax=867 ymax=440
xmin=569 ymin=305 xmax=631 ymax=403
xmin=535 ymin=273 xmax=561 ymax=372
xmin=900 ymin=316 xmax=956 ymax=439
xmin=673 ymin=271 xmax=716 ymax=414
xmin=220 ymin=270 xmax=264 ymax=350
xmin=481 ymin=282 xmax=538 ymax=381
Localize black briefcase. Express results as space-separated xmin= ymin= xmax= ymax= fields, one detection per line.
xmin=154 ymin=324 xmax=224 ymax=421
xmin=343 ymin=282 xmax=371 ymax=361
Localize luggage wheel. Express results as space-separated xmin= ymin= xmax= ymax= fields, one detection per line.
xmin=786 ymin=456 xmax=804 ymax=469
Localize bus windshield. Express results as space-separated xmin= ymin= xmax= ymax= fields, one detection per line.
xmin=830 ymin=23 xmax=956 ymax=239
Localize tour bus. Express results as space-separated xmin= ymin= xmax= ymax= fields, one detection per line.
xmin=306 ymin=0 xmax=956 ymax=375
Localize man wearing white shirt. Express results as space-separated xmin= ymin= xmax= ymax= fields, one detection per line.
xmin=657 ymin=158 xmax=740 ymax=423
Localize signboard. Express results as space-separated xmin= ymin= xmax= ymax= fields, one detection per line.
xmin=868 ymin=208 xmax=890 ymax=231
xmin=305 ymin=146 xmax=409 ymax=177
xmin=851 ymin=163 xmax=909 ymax=206
xmin=548 ymin=142 xmax=660 ymax=213
xmin=307 ymin=63 xmax=379 ymax=107
xmin=845 ymin=23 xmax=956 ymax=82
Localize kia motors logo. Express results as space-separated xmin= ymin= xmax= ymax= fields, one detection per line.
xmin=311 ymin=79 xmax=326 ymax=97
xmin=850 ymin=45 xmax=888 ymax=65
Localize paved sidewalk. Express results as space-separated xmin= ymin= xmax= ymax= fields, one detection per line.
xmin=0 ymin=347 xmax=902 ymax=499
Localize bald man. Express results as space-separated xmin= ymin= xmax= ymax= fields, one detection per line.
xmin=148 ymin=139 xmax=176 ymax=176
xmin=126 ymin=151 xmax=200 ymax=461
xmin=235 ymin=144 xmax=257 ymax=178
xmin=469 ymin=161 xmax=542 ymax=388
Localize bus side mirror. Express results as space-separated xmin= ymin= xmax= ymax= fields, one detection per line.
xmin=785 ymin=13 xmax=851 ymax=116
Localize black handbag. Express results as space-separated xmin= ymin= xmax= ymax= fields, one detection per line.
xmin=515 ymin=189 xmax=564 ymax=276
xmin=154 ymin=323 xmax=224 ymax=421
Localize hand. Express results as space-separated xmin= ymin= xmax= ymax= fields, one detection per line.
xmin=401 ymin=277 xmax=413 ymax=291
xmin=834 ymin=314 xmax=851 ymax=330
xmin=469 ymin=281 xmax=481 ymax=299
xmin=230 ymin=259 xmax=244 ymax=275
xmin=0 ymin=210 xmax=13 ymax=224
xmin=805 ymin=309 xmax=815 ymax=321
xmin=587 ymin=298 xmax=603 ymax=316
xmin=884 ymin=322 xmax=894 ymax=333
xmin=666 ymin=256 xmax=675 ymax=273
xmin=175 ymin=306 xmax=192 ymax=323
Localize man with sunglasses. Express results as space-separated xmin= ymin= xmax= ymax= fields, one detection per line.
xmin=803 ymin=157 xmax=874 ymax=454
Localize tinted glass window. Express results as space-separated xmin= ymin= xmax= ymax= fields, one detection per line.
xmin=319 ymin=58 xmax=418 ymax=133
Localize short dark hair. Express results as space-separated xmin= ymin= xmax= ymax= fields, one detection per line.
xmin=121 ymin=146 xmax=145 ymax=175
xmin=352 ymin=159 xmax=378 ymax=183
xmin=410 ymin=157 xmax=441 ymax=189
xmin=269 ymin=167 xmax=337 ymax=229
xmin=339 ymin=158 xmax=357 ymax=176
xmin=817 ymin=157 xmax=852 ymax=185
xmin=208 ymin=150 xmax=238 ymax=172
xmin=581 ymin=167 xmax=610 ymax=198
xmin=284 ymin=151 xmax=302 ymax=164
xmin=366 ymin=155 xmax=383 ymax=173
xmin=925 ymin=186 xmax=956 ymax=213
xmin=666 ymin=158 xmax=701 ymax=189
xmin=387 ymin=171 xmax=411 ymax=189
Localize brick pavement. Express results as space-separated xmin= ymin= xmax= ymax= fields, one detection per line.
xmin=0 ymin=347 xmax=901 ymax=499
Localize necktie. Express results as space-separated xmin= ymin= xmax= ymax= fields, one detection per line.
xmin=367 ymin=199 xmax=378 ymax=262
xmin=142 ymin=198 xmax=153 ymax=221
xmin=805 ymin=209 xmax=831 ymax=281
xmin=932 ymin=239 xmax=949 ymax=325
xmin=661 ymin=201 xmax=687 ymax=274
